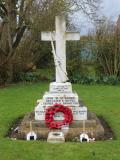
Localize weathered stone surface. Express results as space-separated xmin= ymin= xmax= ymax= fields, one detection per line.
xmin=47 ymin=132 xmax=65 ymax=143
xmin=43 ymin=92 xmax=79 ymax=107
xmin=49 ymin=82 xmax=72 ymax=93
xmin=35 ymin=100 xmax=45 ymax=121
xmin=72 ymin=106 xmax=87 ymax=120
xmin=17 ymin=111 xmax=104 ymax=141
xmin=35 ymin=81 xmax=88 ymax=121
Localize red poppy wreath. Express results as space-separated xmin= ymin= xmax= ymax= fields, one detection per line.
xmin=45 ymin=104 xmax=73 ymax=129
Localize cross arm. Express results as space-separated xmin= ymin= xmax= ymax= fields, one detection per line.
xmin=66 ymin=32 xmax=80 ymax=41
xmin=41 ymin=31 xmax=80 ymax=41
xmin=41 ymin=31 xmax=56 ymax=41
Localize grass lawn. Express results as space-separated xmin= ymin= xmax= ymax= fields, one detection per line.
xmin=0 ymin=82 xmax=120 ymax=160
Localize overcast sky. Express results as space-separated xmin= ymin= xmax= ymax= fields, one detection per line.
xmin=73 ymin=0 xmax=120 ymax=35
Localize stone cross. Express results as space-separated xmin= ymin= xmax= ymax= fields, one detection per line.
xmin=41 ymin=16 xmax=80 ymax=83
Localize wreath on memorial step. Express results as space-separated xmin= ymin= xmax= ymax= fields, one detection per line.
xmin=45 ymin=104 xmax=73 ymax=129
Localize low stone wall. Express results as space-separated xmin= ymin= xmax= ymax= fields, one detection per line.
xmin=17 ymin=111 xmax=104 ymax=141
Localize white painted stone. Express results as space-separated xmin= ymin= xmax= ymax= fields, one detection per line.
xmin=41 ymin=31 xmax=56 ymax=41
xmin=73 ymin=106 xmax=87 ymax=120
xmin=49 ymin=82 xmax=72 ymax=93
xmin=35 ymin=96 xmax=87 ymax=121
xmin=61 ymin=125 xmax=69 ymax=134
xmin=43 ymin=92 xmax=79 ymax=107
xmin=34 ymin=16 xmax=88 ymax=122
xmin=54 ymin=112 xmax=64 ymax=121
xmin=47 ymin=132 xmax=65 ymax=143
xmin=35 ymin=101 xmax=45 ymax=120
xmin=41 ymin=16 xmax=80 ymax=83
xmin=41 ymin=32 xmax=80 ymax=41
xmin=26 ymin=131 xmax=37 ymax=141
xmin=65 ymin=32 xmax=80 ymax=40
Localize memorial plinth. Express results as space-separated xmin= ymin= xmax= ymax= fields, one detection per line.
xmin=35 ymin=82 xmax=87 ymax=121
xmin=17 ymin=111 xmax=104 ymax=141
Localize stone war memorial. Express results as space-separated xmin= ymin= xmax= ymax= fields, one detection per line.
xmin=11 ymin=16 xmax=105 ymax=143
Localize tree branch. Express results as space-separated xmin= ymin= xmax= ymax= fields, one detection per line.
xmin=0 ymin=3 xmax=8 ymax=15
xmin=12 ymin=25 xmax=26 ymax=49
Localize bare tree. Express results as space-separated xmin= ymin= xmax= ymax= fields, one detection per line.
xmin=0 ymin=0 xmax=33 ymax=65
xmin=0 ymin=0 xmax=101 ymax=83
xmin=94 ymin=18 xmax=120 ymax=77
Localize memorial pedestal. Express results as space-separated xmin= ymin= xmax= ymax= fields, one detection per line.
xmin=14 ymin=82 xmax=105 ymax=142
xmin=35 ymin=82 xmax=88 ymax=121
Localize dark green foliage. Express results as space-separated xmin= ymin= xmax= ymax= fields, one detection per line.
xmin=67 ymin=41 xmax=82 ymax=78
xmin=100 ymin=75 xmax=120 ymax=85
xmin=69 ymin=73 xmax=120 ymax=85
xmin=0 ymin=66 xmax=9 ymax=85
xmin=17 ymin=72 xmax=40 ymax=82
xmin=13 ymin=67 xmax=120 ymax=85
xmin=19 ymin=72 xmax=48 ymax=82
xmin=16 ymin=69 xmax=54 ymax=82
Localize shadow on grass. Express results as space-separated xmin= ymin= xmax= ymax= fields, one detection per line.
xmin=98 ymin=115 xmax=116 ymax=140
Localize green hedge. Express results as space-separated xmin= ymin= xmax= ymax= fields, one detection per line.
xmin=16 ymin=72 xmax=120 ymax=86
xmin=70 ymin=74 xmax=120 ymax=85
xmin=15 ymin=69 xmax=54 ymax=82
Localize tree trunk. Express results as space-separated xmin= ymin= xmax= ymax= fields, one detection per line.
xmin=7 ymin=61 xmax=14 ymax=83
